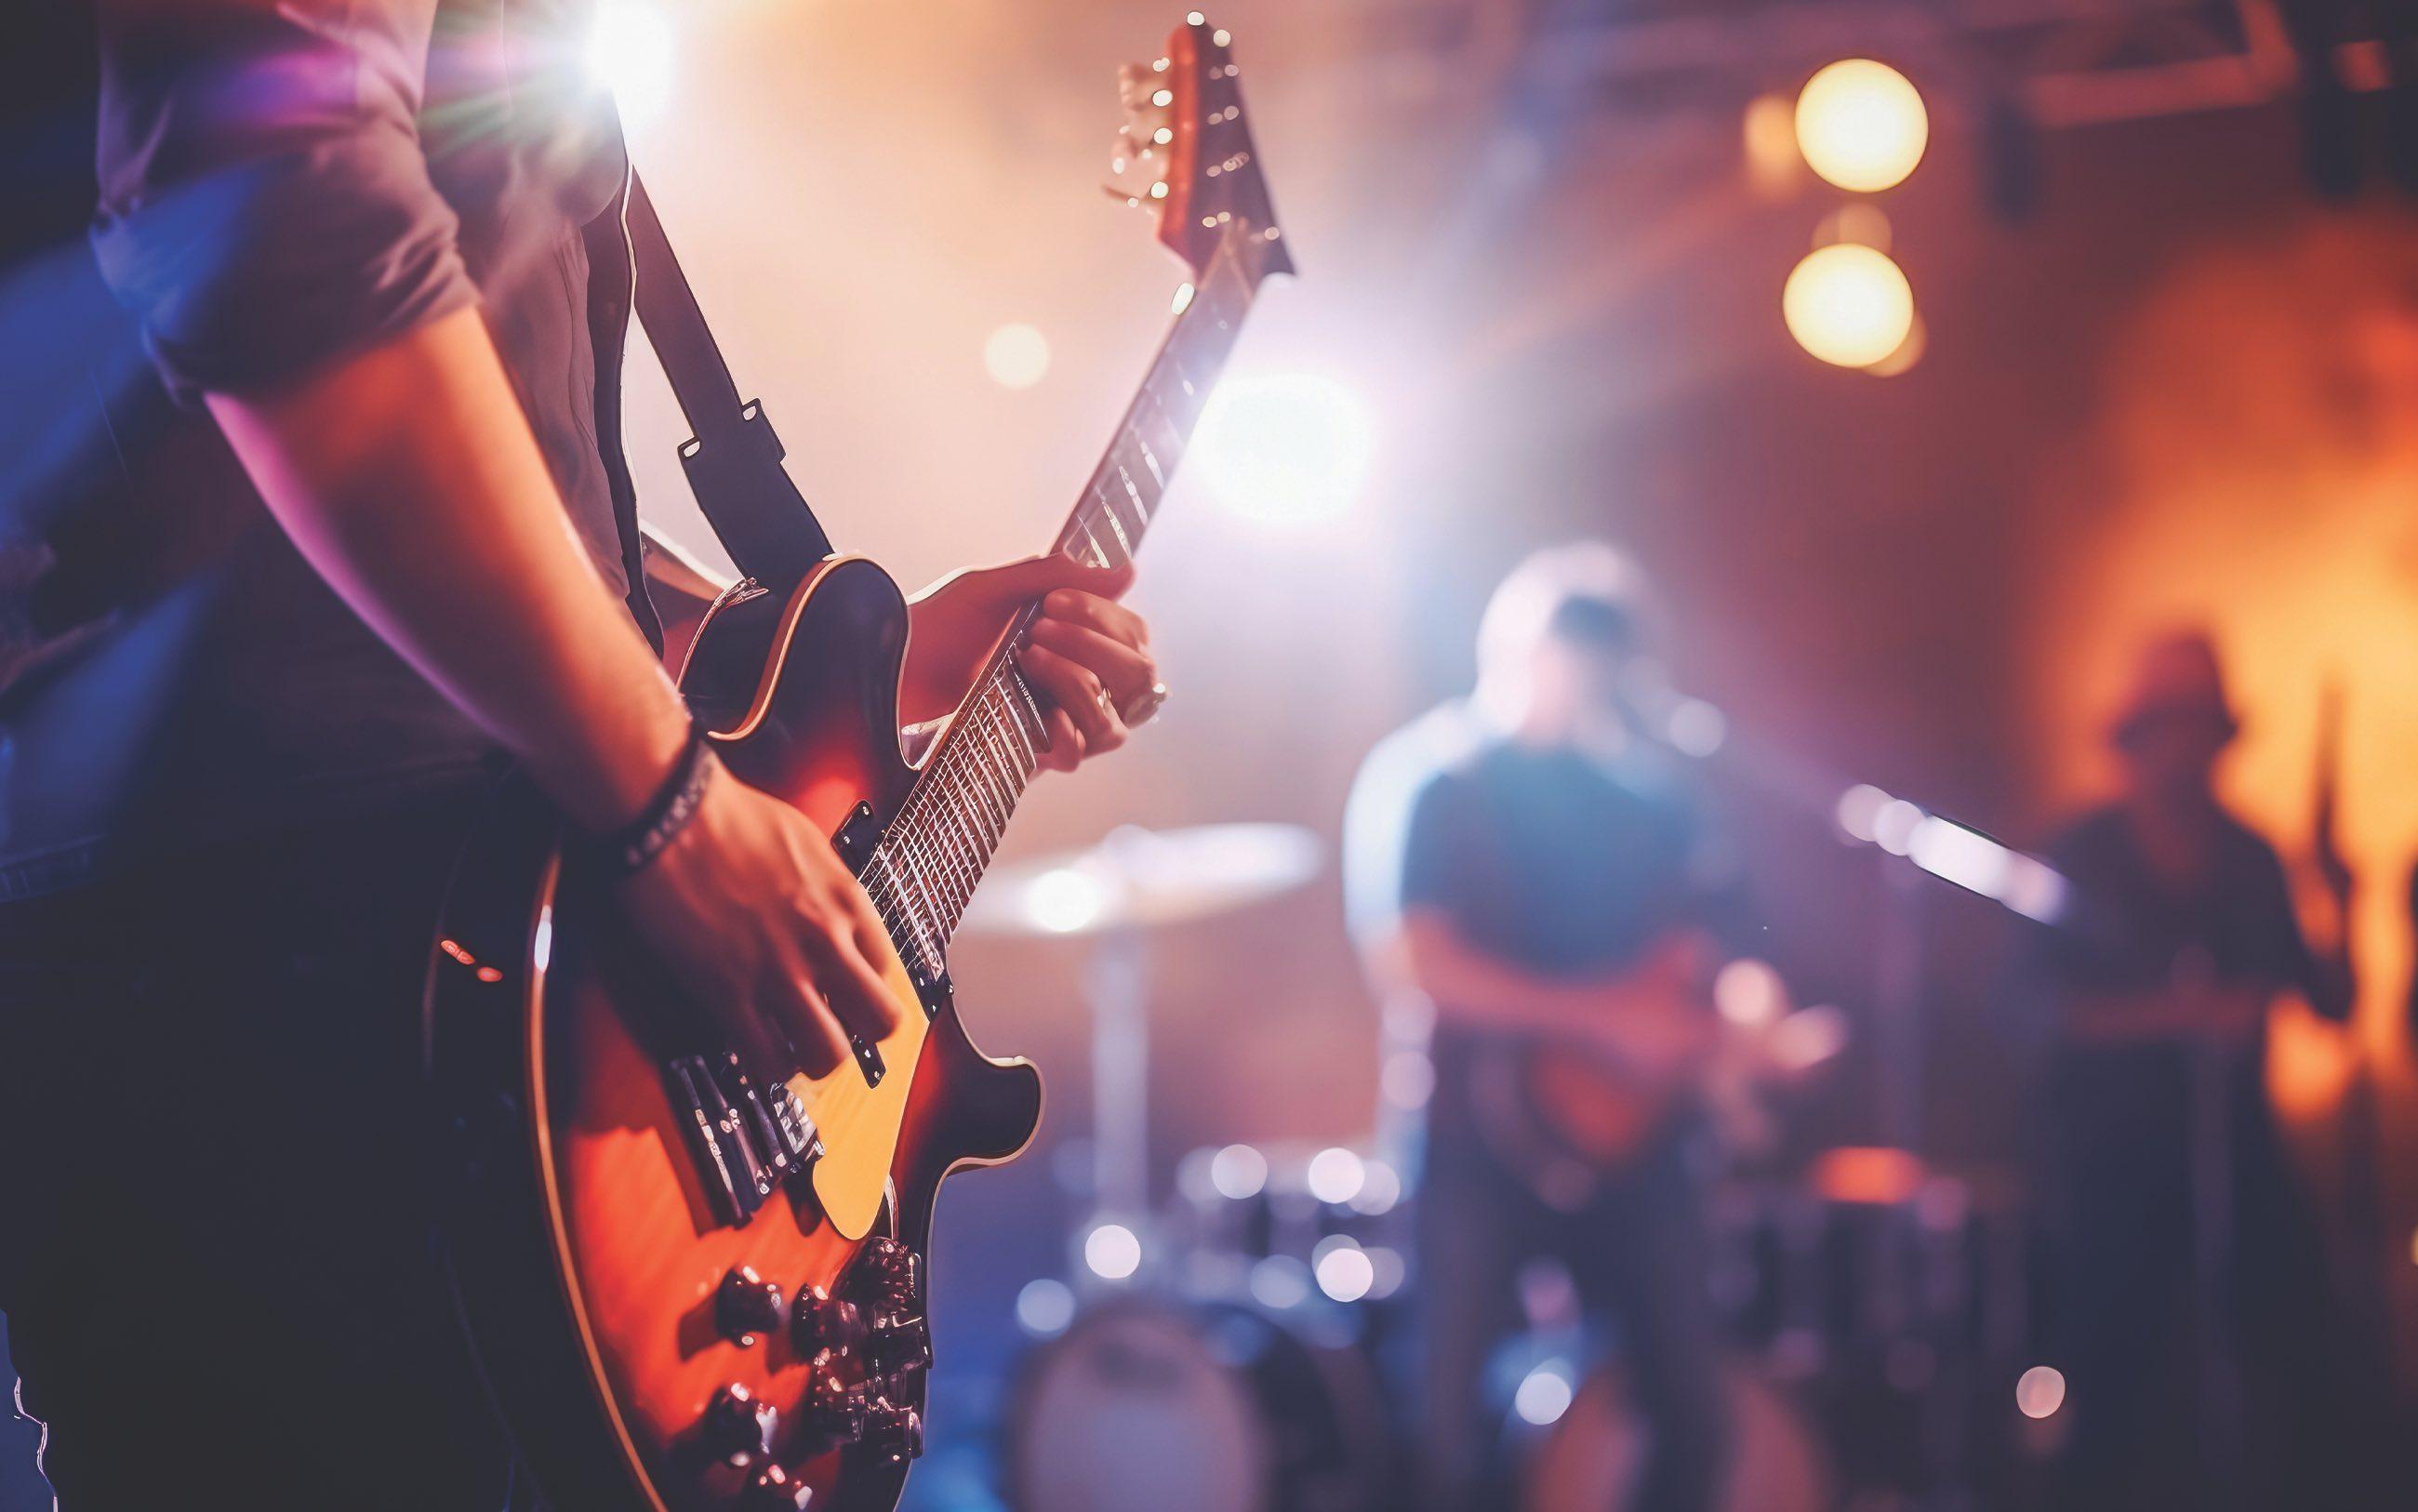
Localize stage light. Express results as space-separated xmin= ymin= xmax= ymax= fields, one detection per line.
xmin=1380 ymin=1048 xmax=1435 ymax=1109
xmin=1305 ymin=1147 xmax=1367 ymax=1205
xmin=984 ymin=323 xmax=1052 ymax=390
xmin=1029 ymin=866 xmax=1109 ymax=934
xmin=1714 ymin=958 xmax=1786 ymax=1028
xmin=1513 ymin=1361 xmax=1576 ymax=1427
xmin=1193 ymin=374 xmax=1375 ymax=525
xmin=1796 ymin=60 xmax=1928 ymax=193
xmin=1836 ymin=783 xmax=1890 ymax=842
xmin=1209 ymin=1142 xmax=1269 ymax=1200
xmin=1871 ymin=797 xmax=1923 ymax=855
xmin=2015 ymin=1365 xmax=2066 ymax=1419
xmin=1016 ymin=1278 xmax=1077 ymax=1336
xmin=1784 ymin=245 xmax=1915 ymax=370
xmin=584 ymin=1 xmax=676 ymax=129
xmin=1347 ymin=1159 xmax=1402 ymax=1216
xmin=1743 ymin=93 xmax=1803 ymax=193
xmin=1083 ymin=1222 xmax=1142 ymax=1280
xmin=1666 ymin=696 xmax=1727 ymax=757
xmin=1313 ymin=1240 xmax=1375 ymax=1303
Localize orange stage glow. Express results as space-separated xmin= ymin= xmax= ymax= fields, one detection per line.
xmin=2016 ymin=212 xmax=2418 ymax=1370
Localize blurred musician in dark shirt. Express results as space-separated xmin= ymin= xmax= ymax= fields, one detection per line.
xmin=2018 ymin=629 xmax=2370 ymax=1509
xmin=1346 ymin=544 xmax=1740 ymax=1512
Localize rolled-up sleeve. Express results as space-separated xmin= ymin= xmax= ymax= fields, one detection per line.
xmin=89 ymin=0 xmax=477 ymax=397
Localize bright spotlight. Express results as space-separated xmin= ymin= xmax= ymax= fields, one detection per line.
xmin=585 ymin=1 xmax=676 ymax=130
xmin=1796 ymin=60 xmax=1929 ymax=192
xmin=1193 ymin=374 xmax=1375 ymax=525
xmin=1016 ymin=1278 xmax=1077 ymax=1336
xmin=984 ymin=323 xmax=1052 ymax=390
xmin=1784 ymin=244 xmax=1915 ymax=370
xmin=1513 ymin=1362 xmax=1577 ymax=1427
xmin=1083 ymin=1222 xmax=1142 ymax=1280
xmin=2015 ymin=1365 xmax=2066 ymax=1419
xmin=1305 ymin=1147 xmax=1367 ymax=1205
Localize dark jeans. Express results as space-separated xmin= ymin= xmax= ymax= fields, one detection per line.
xmin=0 ymin=785 xmax=535 ymax=1510
xmin=1415 ymin=1135 xmax=1729 ymax=1512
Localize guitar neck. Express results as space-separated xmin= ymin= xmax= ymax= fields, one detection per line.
xmin=863 ymin=231 xmax=1263 ymax=974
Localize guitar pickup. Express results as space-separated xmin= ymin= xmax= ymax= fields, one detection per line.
xmin=711 ymin=1052 xmax=822 ymax=1178
xmin=667 ymin=1055 xmax=774 ymax=1227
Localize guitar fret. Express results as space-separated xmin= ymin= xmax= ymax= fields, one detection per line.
xmin=872 ymin=229 xmax=1264 ymax=961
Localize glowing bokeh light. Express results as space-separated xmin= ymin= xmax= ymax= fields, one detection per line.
xmin=1083 ymin=1222 xmax=1142 ymax=1280
xmin=1305 ymin=1146 xmax=1367 ymax=1205
xmin=1784 ymin=244 xmax=1916 ymax=370
xmin=1742 ymin=93 xmax=1803 ymax=192
xmin=1028 ymin=867 xmax=1108 ymax=934
xmin=1312 ymin=1239 xmax=1375 ymax=1303
xmin=1193 ymin=374 xmax=1376 ymax=524
xmin=1713 ymin=958 xmax=1787 ymax=1028
xmin=1795 ymin=60 xmax=1929 ymax=192
xmin=983 ymin=323 xmax=1052 ymax=390
xmin=1016 ymin=1278 xmax=1076 ymax=1336
xmin=2016 ymin=1365 xmax=2066 ymax=1419
xmin=1208 ymin=1142 xmax=1269 ymax=1200
xmin=1513 ymin=1362 xmax=1577 ymax=1426
xmin=584 ymin=2 xmax=676 ymax=129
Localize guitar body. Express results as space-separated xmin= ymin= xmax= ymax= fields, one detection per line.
xmin=429 ymin=557 xmax=1042 ymax=1512
xmin=429 ymin=20 xmax=1290 ymax=1506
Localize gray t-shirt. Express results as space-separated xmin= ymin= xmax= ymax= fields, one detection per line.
xmin=0 ymin=0 xmax=644 ymax=894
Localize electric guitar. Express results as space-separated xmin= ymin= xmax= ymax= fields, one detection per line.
xmin=425 ymin=19 xmax=1290 ymax=1510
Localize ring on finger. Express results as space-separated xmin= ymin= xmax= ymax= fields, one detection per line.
xmin=1122 ymin=681 xmax=1168 ymax=726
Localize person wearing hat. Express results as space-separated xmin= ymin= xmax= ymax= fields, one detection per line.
xmin=2017 ymin=628 xmax=2365 ymax=1509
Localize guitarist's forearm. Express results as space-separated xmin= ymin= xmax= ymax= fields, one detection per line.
xmin=1397 ymin=911 xmax=1612 ymax=1033
xmin=207 ymin=306 xmax=693 ymax=831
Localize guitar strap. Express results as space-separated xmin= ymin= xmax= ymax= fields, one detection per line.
xmin=621 ymin=170 xmax=833 ymax=594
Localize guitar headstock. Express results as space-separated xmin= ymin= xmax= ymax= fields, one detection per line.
xmin=1109 ymin=13 xmax=1294 ymax=285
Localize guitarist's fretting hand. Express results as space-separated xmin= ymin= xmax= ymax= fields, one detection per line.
xmin=902 ymin=555 xmax=1159 ymax=768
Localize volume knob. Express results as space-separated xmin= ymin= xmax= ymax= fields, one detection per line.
xmin=701 ymin=1383 xmax=778 ymax=1463
xmin=802 ymin=1371 xmax=870 ymax=1447
xmin=790 ymin=1284 xmax=868 ymax=1359
xmin=717 ymin=1267 xmax=786 ymax=1345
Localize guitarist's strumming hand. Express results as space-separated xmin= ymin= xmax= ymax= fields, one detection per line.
xmin=618 ymin=773 xmax=909 ymax=1086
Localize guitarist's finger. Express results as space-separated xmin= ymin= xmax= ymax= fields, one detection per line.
xmin=1038 ymin=589 xmax=1149 ymax=648
xmin=813 ymin=929 xmax=908 ymax=1049
xmin=1034 ymin=707 xmax=1086 ymax=773
xmin=758 ymin=970 xmax=850 ymax=1081
xmin=1030 ymin=618 xmax=1155 ymax=702
xmin=947 ymin=553 xmax=1134 ymax=610
xmin=1020 ymin=643 xmax=1127 ymax=756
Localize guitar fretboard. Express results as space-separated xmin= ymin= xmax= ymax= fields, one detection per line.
xmin=859 ymin=230 xmax=1265 ymax=975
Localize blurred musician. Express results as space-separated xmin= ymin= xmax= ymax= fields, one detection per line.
xmin=2016 ymin=630 xmax=2364 ymax=1510
xmin=1345 ymin=544 xmax=1739 ymax=1512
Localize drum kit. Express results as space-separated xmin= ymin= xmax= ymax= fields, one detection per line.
xmin=966 ymin=824 xmax=2039 ymax=1512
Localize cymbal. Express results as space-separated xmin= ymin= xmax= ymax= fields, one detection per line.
xmin=961 ymin=822 xmax=1322 ymax=937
